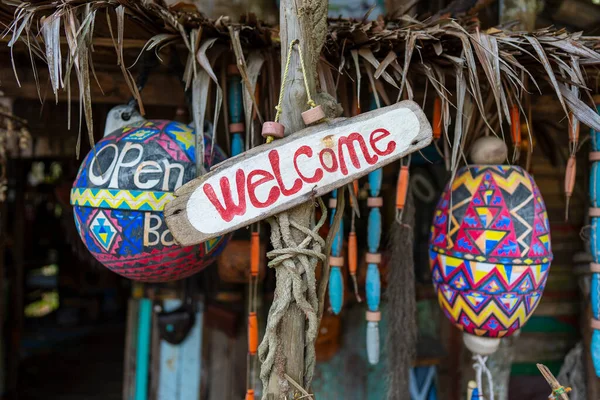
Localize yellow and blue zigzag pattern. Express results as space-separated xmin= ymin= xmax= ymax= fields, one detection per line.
xmin=71 ymin=188 xmax=174 ymax=211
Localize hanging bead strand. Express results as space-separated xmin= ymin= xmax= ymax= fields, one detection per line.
xmin=227 ymin=64 xmax=245 ymax=156
xmin=329 ymin=190 xmax=344 ymax=314
xmin=589 ymin=95 xmax=600 ymax=377
xmin=366 ymin=96 xmax=383 ymax=365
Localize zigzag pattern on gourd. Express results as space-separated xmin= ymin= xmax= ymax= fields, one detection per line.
xmin=71 ymin=188 xmax=175 ymax=211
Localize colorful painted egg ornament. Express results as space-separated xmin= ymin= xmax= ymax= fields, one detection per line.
xmin=429 ymin=137 xmax=552 ymax=355
xmin=70 ymin=118 xmax=230 ymax=282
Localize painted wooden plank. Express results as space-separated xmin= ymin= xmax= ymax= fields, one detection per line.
xmin=134 ymin=298 xmax=152 ymax=400
xmin=157 ymin=299 xmax=204 ymax=400
xmin=165 ymin=101 xmax=432 ymax=246
xmin=123 ymin=298 xmax=139 ymax=400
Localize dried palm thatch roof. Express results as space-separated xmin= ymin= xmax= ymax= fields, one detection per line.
xmin=3 ymin=0 xmax=600 ymax=166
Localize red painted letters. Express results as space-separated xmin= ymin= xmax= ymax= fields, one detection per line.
xmin=247 ymin=170 xmax=280 ymax=208
xmin=269 ymin=150 xmax=303 ymax=196
xmin=370 ymin=128 xmax=396 ymax=156
xmin=337 ymin=132 xmax=378 ymax=175
xmin=294 ymin=146 xmax=323 ymax=183
xmin=203 ymin=169 xmax=247 ymax=222
xmin=202 ymin=128 xmax=397 ymax=222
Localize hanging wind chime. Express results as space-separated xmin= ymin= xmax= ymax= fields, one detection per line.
xmin=227 ymin=62 xmax=261 ymax=400
xmin=588 ymin=95 xmax=600 ymax=377
xmin=429 ymin=134 xmax=553 ymax=398
xmin=365 ymin=95 xmax=383 ymax=365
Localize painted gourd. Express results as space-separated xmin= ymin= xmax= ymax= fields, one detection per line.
xmin=429 ymin=137 xmax=552 ymax=354
xmin=71 ymin=120 xmax=230 ymax=282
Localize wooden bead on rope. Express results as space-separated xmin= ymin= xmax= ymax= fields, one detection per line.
xmin=301 ymin=105 xmax=325 ymax=125
xmin=261 ymin=122 xmax=285 ymax=139
xmin=229 ymin=122 xmax=245 ymax=133
xmin=366 ymin=252 xmax=382 ymax=264
xmin=329 ymin=256 xmax=344 ymax=267
xmin=470 ymin=136 xmax=508 ymax=165
xmin=366 ymin=310 xmax=381 ymax=322
xmin=367 ymin=197 xmax=383 ymax=208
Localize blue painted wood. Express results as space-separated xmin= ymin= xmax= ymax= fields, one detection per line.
xmin=365 ymin=95 xmax=383 ymax=364
xmin=231 ymin=133 xmax=244 ymax=156
xmin=331 ymin=211 xmax=344 ymax=257
xmin=366 ymin=264 xmax=380 ymax=312
xmin=157 ymin=300 xmax=204 ymax=400
xmin=228 ymin=75 xmax=243 ymax=124
xmin=367 ymin=208 xmax=381 ymax=253
xmin=366 ymin=322 xmax=379 ymax=364
xmin=409 ymin=366 xmax=437 ymax=400
xmin=590 ymin=103 xmax=600 ymax=376
xmin=330 ymin=267 xmax=344 ymax=315
xmin=134 ymin=298 xmax=152 ymax=400
xmin=368 ymin=168 xmax=382 ymax=197
xmin=329 ymin=190 xmax=345 ymax=314
xmin=228 ymin=74 xmax=244 ymax=156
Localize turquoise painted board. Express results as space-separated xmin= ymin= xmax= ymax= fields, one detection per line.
xmin=157 ymin=299 xmax=204 ymax=400
xmin=134 ymin=298 xmax=152 ymax=400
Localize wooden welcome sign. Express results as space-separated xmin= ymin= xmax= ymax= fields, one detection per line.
xmin=165 ymin=101 xmax=432 ymax=246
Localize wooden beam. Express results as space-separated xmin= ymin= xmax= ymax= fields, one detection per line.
xmin=0 ymin=65 xmax=186 ymax=106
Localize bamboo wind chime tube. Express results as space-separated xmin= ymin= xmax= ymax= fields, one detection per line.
xmin=589 ymin=96 xmax=600 ymax=378
xmin=329 ymin=191 xmax=345 ymax=314
xmin=365 ymin=97 xmax=383 ymax=365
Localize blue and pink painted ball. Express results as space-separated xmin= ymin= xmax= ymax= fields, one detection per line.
xmin=70 ymin=120 xmax=229 ymax=282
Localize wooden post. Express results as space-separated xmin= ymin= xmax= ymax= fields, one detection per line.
xmin=265 ymin=0 xmax=328 ymax=397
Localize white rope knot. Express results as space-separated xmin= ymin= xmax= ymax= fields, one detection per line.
xmin=473 ymin=354 xmax=495 ymax=400
xmin=258 ymin=198 xmax=327 ymax=397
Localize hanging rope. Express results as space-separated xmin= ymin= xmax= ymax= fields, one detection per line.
xmin=258 ymin=197 xmax=327 ymax=393
xmin=266 ymin=40 xmax=296 ymax=144
xmin=473 ymin=355 xmax=495 ymax=400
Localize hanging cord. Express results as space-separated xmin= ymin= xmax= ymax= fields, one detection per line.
xmin=267 ymin=39 xmax=321 ymax=144
xmin=267 ymin=40 xmax=296 ymax=144
xmin=473 ymin=355 xmax=494 ymax=400
xmin=296 ymin=40 xmax=317 ymax=110
xmin=258 ymin=198 xmax=328 ymax=394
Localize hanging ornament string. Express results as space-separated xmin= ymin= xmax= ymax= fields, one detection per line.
xmin=265 ymin=40 xmax=296 ymax=144
xmin=473 ymin=355 xmax=495 ymax=400
xmin=264 ymin=39 xmax=325 ymax=145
